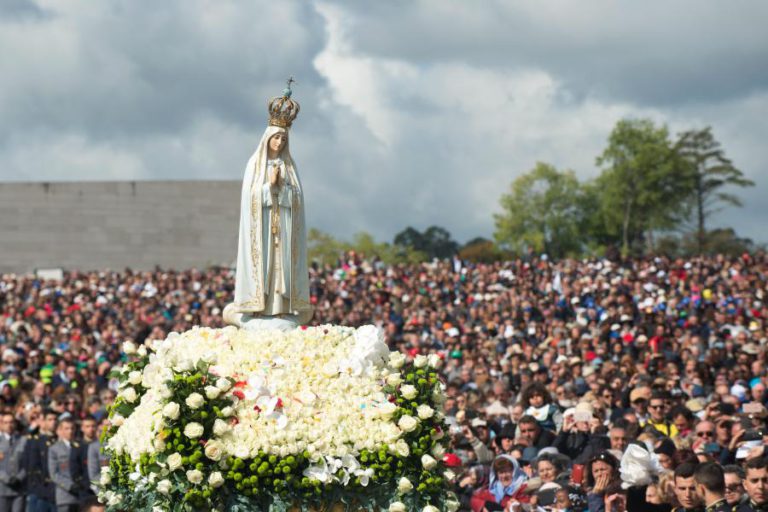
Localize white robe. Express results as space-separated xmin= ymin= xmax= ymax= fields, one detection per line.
xmin=232 ymin=125 xmax=312 ymax=323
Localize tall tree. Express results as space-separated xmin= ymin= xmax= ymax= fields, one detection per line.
xmin=494 ymin=162 xmax=584 ymax=258
xmin=595 ymin=118 xmax=694 ymax=256
xmin=677 ymin=126 xmax=754 ymax=254
xmin=393 ymin=226 xmax=458 ymax=260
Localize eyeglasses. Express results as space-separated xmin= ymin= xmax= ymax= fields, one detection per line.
xmin=649 ymin=404 xmax=665 ymax=410
xmin=696 ymin=431 xmax=714 ymax=437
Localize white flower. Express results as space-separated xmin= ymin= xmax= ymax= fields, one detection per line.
xmin=208 ymin=471 xmax=224 ymax=488
xmin=213 ymin=419 xmax=230 ymax=436
xmin=444 ymin=469 xmax=456 ymax=481
xmin=431 ymin=443 xmax=445 ymax=458
xmin=423 ymin=506 xmax=439 ymax=512
xmin=121 ymin=387 xmax=137 ymax=403
xmin=220 ymin=406 xmax=233 ymax=417
xmin=397 ymin=477 xmax=413 ymax=494
xmin=205 ymin=386 xmax=221 ymax=400
xmin=204 ymin=440 xmax=224 ymax=461
xmin=386 ymin=374 xmax=403 ymax=387
xmin=185 ymin=393 xmax=204 ymax=409
xmin=111 ymin=414 xmax=124 ymax=427
xmin=414 ymin=355 xmax=428 ymax=368
xmin=389 ymin=502 xmax=406 ymax=512
xmin=215 ymin=377 xmax=231 ymax=392
xmin=166 ymin=453 xmax=182 ymax=471
xmin=183 ymin=422 xmax=204 ymax=439
xmin=137 ymin=345 xmax=148 ymax=357
xmin=128 ymin=371 xmax=143 ymax=386
xmin=186 ymin=469 xmax=203 ymax=484
xmin=421 ymin=454 xmax=437 ymax=470
xmin=99 ymin=472 xmax=111 ymax=486
xmin=157 ymin=479 xmax=172 ymax=495
xmin=355 ymin=467 xmax=374 ymax=486
xmin=417 ymin=404 xmax=434 ymax=420
xmin=427 ymin=354 xmax=442 ymax=368
xmin=378 ymin=402 xmax=397 ymax=419
xmin=445 ymin=498 xmax=460 ymax=512
xmin=400 ymin=385 xmax=418 ymax=400
xmin=389 ymin=352 xmax=406 ymax=369
xmin=162 ymin=402 xmax=180 ymax=420
xmin=398 ymin=415 xmax=419 ymax=433
xmin=393 ymin=439 xmax=410 ymax=457
xmin=123 ymin=341 xmax=136 ymax=355
xmin=201 ymin=351 xmax=217 ymax=364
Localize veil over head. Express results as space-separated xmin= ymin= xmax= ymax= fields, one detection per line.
xmin=232 ymin=125 xmax=311 ymax=322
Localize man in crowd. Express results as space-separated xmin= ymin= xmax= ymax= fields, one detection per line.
xmin=694 ymin=462 xmax=729 ymax=512
xmin=738 ymin=457 xmax=768 ymax=512
xmin=48 ymin=418 xmax=78 ymax=512
xmin=0 ymin=413 xmax=24 ymax=512
xmin=675 ymin=462 xmax=704 ymax=512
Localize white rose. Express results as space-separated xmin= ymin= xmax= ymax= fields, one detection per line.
xmin=379 ymin=402 xmax=397 ymax=419
xmin=386 ymin=374 xmax=403 ymax=387
xmin=122 ymin=341 xmax=136 ymax=355
xmin=423 ymin=506 xmax=439 ymax=512
xmin=431 ymin=444 xmax=445 ymax=458
xmin=421 ymin=454 xmax=437 ymax=470
xmin=111 ymin=414 xmax=124 ymax=427
xmin=128 ymin=371 xmax=143 ymax=385
xmin=185 ymin=393 xmax=204 ymax=409
xmin=444 ymin=469 xmax=456 ymax=481
xmin=427 ymin=354 xmax=442 ymax=368
xmin=213 ymin=418 xmax=230 ymax=436
xmin=99 ymin=472 xmax=111 ymax=486
xmin=398 ymin=415 xmax=419 ymax=433
xmin=445 ymin=498 xmax=460 ymax=512
xmin=186 ymin=469 xmax=203 ymax=484
xmin=389 ymin=352 xmax=406 ymax=369
xmin=220 ymin=406 xmax=234 ymax=417
xmin=389 ymin=502 xmax=406 ymax=512
xmin=162 ymin=402 xmax=180 ymax=420
xmin=400 ymin=385 xmax=417 ymax=400
xmin=201 ymin=351 xmax=217 ymax=364
xmin=431 ymin=387 xmax=445 ymax=404
xmin=417 ymin=404 xmax=434 ymax=420
xmin=121 ymin=387 xmax=137 ymax=403
xmin=215 ymin=377 xmax=231 ymax=392
xmin=156 ymin=479 xmax=172 ymax=495
xmin=397 ymin=477 xmax=413 ymax=494
xmin=137 ymin=344 xmax=148 ymax=357
xmin=204 ymin=440 xmax=223 ymax=461
xmin=393 ymin=439 xmax=410 ymax=457
xmin=414 ymin=355 xmax=428 ymax=368
xmin=208 ymin=471 xmax=225 ymax=488
xmin=153 ymin=438 xmax=166 ymax=452
xmin=205 ymin=386 xmax=221 ymax=400
xmin=184 ymin=422 xmax=204 ymax=439
xmin=166 ymin=453 xmax=182 ymax=471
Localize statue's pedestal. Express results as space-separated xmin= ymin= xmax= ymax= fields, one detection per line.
xmin=223 ymin=303 xmax=300 ymax=332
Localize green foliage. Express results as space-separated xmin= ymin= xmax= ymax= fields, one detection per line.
xmin=493 ymin=162 xmax=585 ymax=258
xmin=458 ymin=238 xmax=508 ymax=263
xmin=594 ymin=118 xmax=695 ymax=256
xmin=676 ymin=126 xmax=754 ymax=254
xmin=393 ymin=226 xmax=459 ymax=260
xmin=308 ymin=228 xmax=427 ymax=266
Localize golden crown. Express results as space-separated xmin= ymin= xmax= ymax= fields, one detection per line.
xmin=268 ymin=77 xmax=300 ymax=128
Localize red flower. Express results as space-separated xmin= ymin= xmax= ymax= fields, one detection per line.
xmin=301 ymin=325 xmax=308 ymax=331
xmin=233 ymin=390 xmax=245 ymax=400
xmin=254 ymin=405 xmax=262 ymax=413
xmin=275 ymin=398 xmax=284 ymax=409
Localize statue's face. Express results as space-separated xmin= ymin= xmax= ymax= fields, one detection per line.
xmin=269 ymin=132 xmax=287 ymax=154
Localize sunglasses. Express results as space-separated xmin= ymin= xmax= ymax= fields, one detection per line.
xmin=696 ymin=431 xmax=714 ymax=437
xmin=649 ymin=404 xmax=665 ymax=410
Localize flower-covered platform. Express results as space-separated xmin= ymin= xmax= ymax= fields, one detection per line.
xmin=100 ymin=325 xmax=457 ymax=512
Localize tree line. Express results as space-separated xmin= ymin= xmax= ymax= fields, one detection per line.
xmin=309 ymin=118 xmax=757 ymax=264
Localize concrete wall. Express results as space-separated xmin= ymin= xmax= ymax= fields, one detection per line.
xmin=0 ymin=181 xmax=242 ymax=273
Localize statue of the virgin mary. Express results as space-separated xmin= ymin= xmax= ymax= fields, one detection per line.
xmin=224 ymin=83 xmax=312 ymax=330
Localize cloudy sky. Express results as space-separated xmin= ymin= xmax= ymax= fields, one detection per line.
xmin=1 ymin=0 xmax=767 ymax=244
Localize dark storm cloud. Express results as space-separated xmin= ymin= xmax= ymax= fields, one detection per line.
xmin=326 ymin=0 xmax=768 ymax=106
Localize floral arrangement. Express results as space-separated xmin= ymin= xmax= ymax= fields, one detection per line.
xmin=100 ymin=325 xmax=458 ymax=512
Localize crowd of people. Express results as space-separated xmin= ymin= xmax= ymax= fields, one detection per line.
xmin=0 ymin=252 xmax=767 ymax=511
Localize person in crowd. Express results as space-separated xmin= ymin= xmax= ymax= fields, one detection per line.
xmin=724 ymin=465 xmax=747 ymax=509
xmin=520 ymin=382 xmax=563 ymax=432
xmin=738 ymin=457 xmax=768 ymax=512
xmin=585 ymin=451 xmax=621 ymax=512
xmin=470 ymin=455 xmax=528 ymax=511
xmin=22 ymin=409 xmax=57 ymax=512
xmin=48 ymin=417 xmax=78 ymax=512
xmin=0 ymin=412 xmax=24 ymax=512
xmin=693 ymin=462 xmax=730 ymax=512
xmin=674 ymin=462 xmax=704 ymax=512
xmin=517 ymin=415 xmax=556 ymax=459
